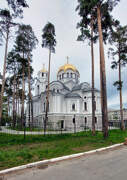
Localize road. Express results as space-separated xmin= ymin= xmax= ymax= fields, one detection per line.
xmin=3 ymin=145 xmax=127 ymax=180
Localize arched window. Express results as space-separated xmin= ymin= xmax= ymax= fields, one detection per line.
xmin=95 ymin=117 xmax=97 ymax=124
xmin=48 ymin=102 xmax=49 ymax=112
xmin=37 ymin=85 xmax=39 ymax=95
xmin=42 ymin=72 xmax=44 ymax=77
xmin=84 ymin=96 xmax=86 ymax=99
xmin=60 ymin=75 xmax=61 ymax=80
xmin=94 ymin=101 xmax=96 ymax=111
xmin=67 ymin=72 xmax=69 ymax=78
xmin=84 ymin=117 xmax=87 ymax=124
xmin=72 ymin=103 xmax=75 ymax=111
xmin=53 ymin=88 xmax=55 ymax=92
xmin=84 ymin=102 xmax=87 ymax=111
xmin=71 ymin=73 xmax=73 ymax=78
xmin=44 ymin=103 xmax=45 ymax=112
xmin=57 ymin=89 xmax=59 ymax=93
xmin=62 ymin=73 xmax=64 ymax=79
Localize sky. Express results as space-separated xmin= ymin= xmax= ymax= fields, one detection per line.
xmin=0 ymin=0 xmax=127 ymax=109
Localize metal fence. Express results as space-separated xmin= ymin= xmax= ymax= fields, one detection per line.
xmin=0 ymin=121 xmax=90 ymax=136
xmin=1 ymin=119 xmax=127 ymax=138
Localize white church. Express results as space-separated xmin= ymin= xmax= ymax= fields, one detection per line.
xmin=28 ymin=60 xmax=102 ymax=130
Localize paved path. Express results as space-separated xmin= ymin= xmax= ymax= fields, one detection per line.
xmin=3 ymin=145 xmax=127 ymax=180
xmin=0 ymin=126 xmax=79 ymax=135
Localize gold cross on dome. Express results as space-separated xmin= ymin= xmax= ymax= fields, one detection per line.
xmin=66 ymin=56 xmax=69 ymax=64
xmin=43 ymin=64 xmax=45 ymax=69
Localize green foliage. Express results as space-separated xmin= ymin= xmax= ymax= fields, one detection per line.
xmin=76 ymin=0 xmax=120 ymax=44
xmin=6 ymin=0 xmax=28 ymax=18
xmin=109 ymin=24 xmax=127 ymax=91
xmin=42 ymin=22 xmax=56 ymax=53
xmin=15 ymin=24 xmax=38 ymax=53
xmin=111 ymin=61 xmax=117 ymax=69
xmin=109 ymin=24 xmax=127 ymax=64
xmin=113 ymin=80 xmax=123 ymax=90
xmin=0 ymin=9 xmax=12 ymax=33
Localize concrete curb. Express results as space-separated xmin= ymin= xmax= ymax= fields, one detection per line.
xmin=0 ymin=143 xmax=124 ymax=175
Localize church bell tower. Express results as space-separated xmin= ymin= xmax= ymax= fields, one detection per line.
xmin=35 ymin=64 xmax=48 ymax=95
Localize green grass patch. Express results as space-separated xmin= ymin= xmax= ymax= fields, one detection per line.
xmin=0 ymin=129 xmax=127 ymax=170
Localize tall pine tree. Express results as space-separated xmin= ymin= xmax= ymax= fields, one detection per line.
xmin=76 ymin=0 xmax=120 ymax=138
xmin=42 ymin=22 xmax=56 ymax=135
xmin=109 ymin=24 xmax=127 ymax=130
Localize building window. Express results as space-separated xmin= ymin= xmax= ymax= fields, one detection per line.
xmin=48 ymin=102 xmax=49 ymax=112
xmin=53 ymin=88 xmax=55 ymax=92
xmin=61 ymin=120 xmax=64 ymax=129
xmin=57 ymin=89 xmax=59 ymax=93
xmin=84 ymin=117 xmax=87 ymax=124
xmin=71 ymin=73 xmax=73 ymax=78
xmin=62 ymin=73 xmax=64 ymax=79
xmin=94 ymin=101 xmax=96 ymax=111
xmin=84 ymin=102 xmax=87 ymax=111
xmin=67 ymin=73 xmax=69 ymax=78
xmin=60 ymin=75 xmax=61 ymax=80
xmin=72 ymin=103 xmax=75 ymax=111
xmin=95 ymin=117 xmax=97 ymax=124
xmin=37 ymin=85 xmax=39 ymax=95
xmin=44 ymin=103 xmax=45 ymax=112
xmin=42 ymin=72 xmax=44 ymax=77
xmin=84 ymin=96 xmax=86 ymax=99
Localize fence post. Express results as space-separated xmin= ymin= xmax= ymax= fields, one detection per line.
xmin=23 ymin=113 xmax=26 ymax=140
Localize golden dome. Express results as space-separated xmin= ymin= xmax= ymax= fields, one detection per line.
xmin=40 ymin=64 xmax=47 ymax=73
xmin=58 ymin=63 xmax=79 ymax=74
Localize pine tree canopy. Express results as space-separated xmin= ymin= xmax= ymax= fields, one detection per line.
xmin=109 ymin=24 xmax=127 ymax=64
xmin=6 ymin=0 xmax=28 ymax=17
xmin=42 ymin=22 xmax=56 ymax=53
xmin=76 ymin=0 xmax=120 ymax=44
xmin=15 ymin=24 xmax=38 ymax=55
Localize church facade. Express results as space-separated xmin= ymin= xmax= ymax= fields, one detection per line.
xmin=27 ymin=62 xmax=102 ymax=130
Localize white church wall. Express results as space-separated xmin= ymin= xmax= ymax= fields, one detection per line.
xmin=28 ymin=62 xmax=102 ymax=130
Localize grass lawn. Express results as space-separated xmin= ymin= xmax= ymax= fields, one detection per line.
xmin=0 ymin=129 xmax=127 ymax=171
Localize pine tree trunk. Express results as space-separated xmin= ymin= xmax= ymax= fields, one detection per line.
xmin=44 ymin=49 xmax=51 ymax=136
xmin=0 ymin=29 xmax=9 ymax=126
xmin=21 ymin=64 xmax=25 ymax=128
xmin=15 ymin=82 xmax=18 ymax=126
xmin=31 ymin=100 xmax=34 ymax=128
xmin=99 ymin=47 xmax=104 ymax=132
xmin=17 ymin=80 xmax=20 ymax=118
xmin=12 ymin=76 xmax=16 ymax=128
xmin=7 ymin=96 xmax=10 ymax=117
xmin=28 ymin=54 xmax=33 ymax=128
xmin=91 ymin=18 xmax=96 ymax=136
xmin=97 ymin=6 xmax=108 ymax=138
xmin=119 ymin=53 xmax=125 ymax=130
